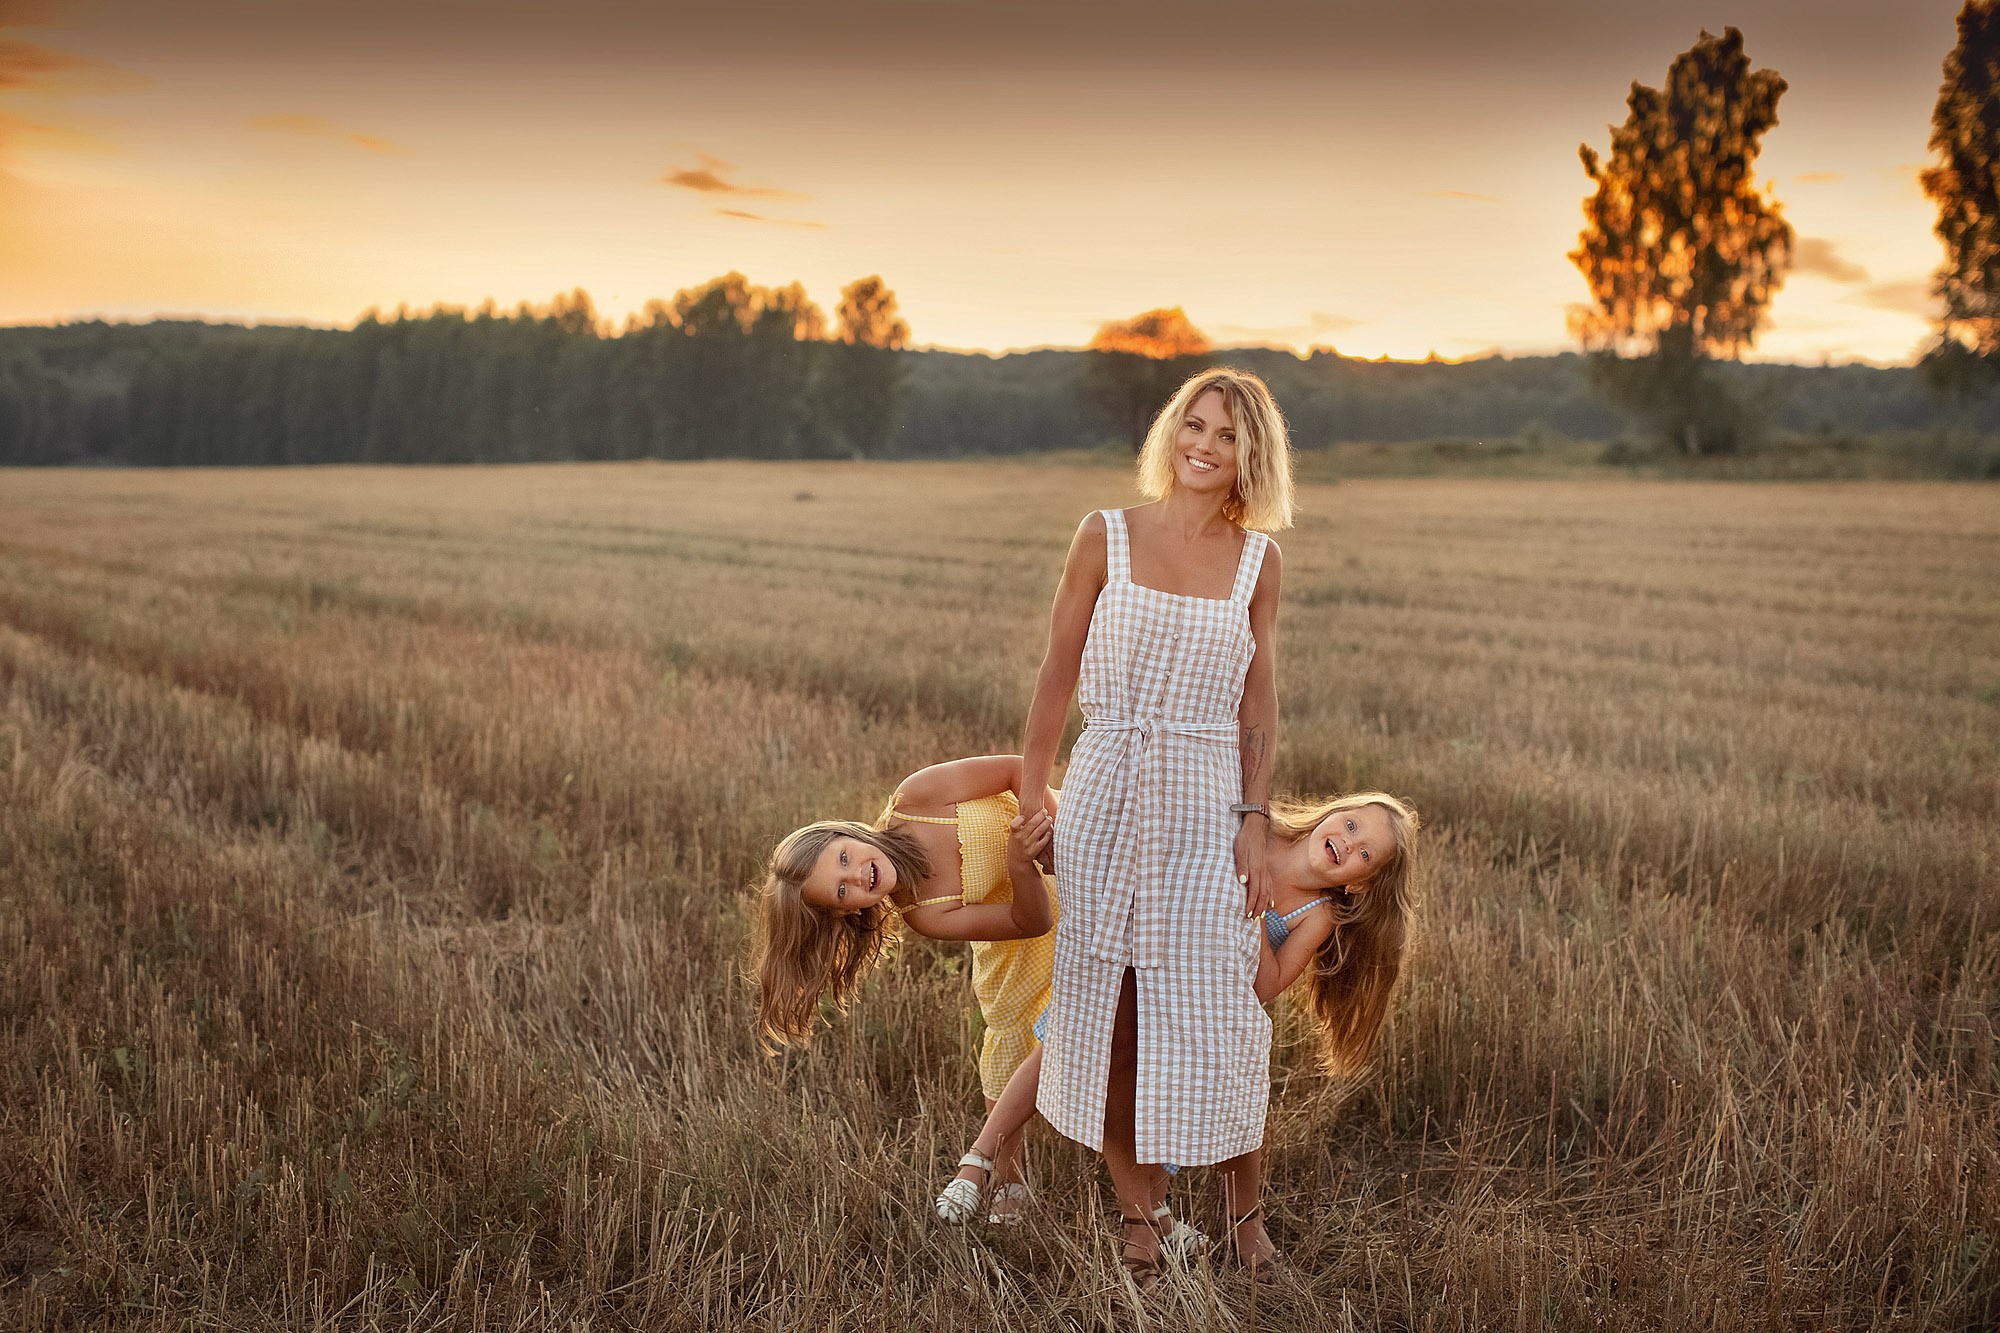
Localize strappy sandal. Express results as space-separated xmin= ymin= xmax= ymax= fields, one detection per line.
xmin=1118 ymin=1207 xmax=1164 ymax=1294
xmin=935 ymin=1150 xmax=992 ymax=1225
xmin=1152 ymin=1203 xmax=1210 ymax=1263
xmin=1227 ymin=1201 xmax=1282 ymax=1273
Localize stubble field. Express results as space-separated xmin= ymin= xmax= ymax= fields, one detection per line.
xmin=0 ymin=462 xmax=1995 ymax=1331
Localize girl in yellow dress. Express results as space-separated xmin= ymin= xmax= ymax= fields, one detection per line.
xmin=752 ymin=755 xmax=1060 ymax=1218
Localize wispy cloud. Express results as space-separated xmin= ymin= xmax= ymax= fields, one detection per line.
xmin=1214 ymin=310 xmax=1363 ymax=344
xmin=1854 ymin=280 xmax=1936 ymax=319
xmin=0 ymin=7 xmax=134 ymax=167
xmin=249 ymin=112 xmax=402 ymax=154
xmin=1793 ymin=237 xmax=1868 ymax=284
xmin=1795 ymin=171 xmax=1841 ymax=185
xmin=1428 ymin=189 xmax=1500 ymax=203
xmin=716 ymin=206 xmax=824 ymax=229
xmin=663 ymin=151 xmax=805 ymax=200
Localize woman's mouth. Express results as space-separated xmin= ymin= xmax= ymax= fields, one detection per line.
xmin=1187 ymin=456 xmax=1218 ymax=473
xmin=869 ymin=861 xmax=879 ymax=890
xmin=1325 ymin=838 xmax=1342 ymax=866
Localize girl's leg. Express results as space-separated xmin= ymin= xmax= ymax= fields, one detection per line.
xmin=945 ymin=1049 xmax=1043 ymax=1187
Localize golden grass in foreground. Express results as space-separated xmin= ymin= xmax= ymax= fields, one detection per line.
xmin=0 ymin=463 xmax=1995 ymax=1331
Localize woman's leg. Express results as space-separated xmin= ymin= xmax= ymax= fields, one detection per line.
xmin=1102 ymin=971 xmax=1160 ymax=1212
xmin=1220 ymin=1146 xmax=1278 ymax=1267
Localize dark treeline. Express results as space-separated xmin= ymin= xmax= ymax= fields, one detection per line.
xmin=0 ymin=299 xmax=1991 ymax=468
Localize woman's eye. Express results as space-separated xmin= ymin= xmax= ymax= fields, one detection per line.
xmin=836 ymin=885 xmax=846 ymax=899
xmin=839 ymin=850 xmax=848 ymax=865
xmin=1360 ymin=850 xmax=1371 ymax=862
xmin=1346 ymin=820 xmax=1356 ymax=832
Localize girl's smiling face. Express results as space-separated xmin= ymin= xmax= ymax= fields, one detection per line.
xmin=799 ymin=835 xmax=899 ymax=914
xmin=1306 ymin=804 xmax=1396 ymax=890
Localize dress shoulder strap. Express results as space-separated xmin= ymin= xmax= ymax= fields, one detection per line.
xmin=1100 ymin=508 xmax=1130 ymax=583
xmin=1277 ymin=895 xmax=1332 ymax=926
xmin=1229 ymin=530 xmax=1270 ymax=604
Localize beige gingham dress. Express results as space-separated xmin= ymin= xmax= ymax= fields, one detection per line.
xmin=1035 ymin=508 xmax=1271 ymax=1166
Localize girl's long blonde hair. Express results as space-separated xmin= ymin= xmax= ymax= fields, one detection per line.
xmin=1268 ymin=791 xmax=1422 ymax=1076
xmin=751 ymin=818 xmax=933 ymax=1052
xmin=1135 ymin=367 xmax=1295 ymax=532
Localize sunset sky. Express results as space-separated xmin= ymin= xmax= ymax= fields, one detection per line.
xmin=0 ymin=0 xmax=1964 ymax=363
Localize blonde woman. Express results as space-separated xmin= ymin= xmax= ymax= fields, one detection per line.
xmin=751 ymin=757 xmax=1058 ymax=1213
xmin=1017 ymin=367 xmax=1295 ymax=1289
xmin=939 ymin=792 xmax=1421 ymax=1272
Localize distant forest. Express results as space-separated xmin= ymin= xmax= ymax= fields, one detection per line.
xmin=0 ymin=302 xmax=1988 ymax=468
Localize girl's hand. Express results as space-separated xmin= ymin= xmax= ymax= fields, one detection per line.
xmin=1235 ymin=817 xmax=1270 ymax=919
xmin=1021 ymin=786 xmax=1056 ymax=821
xmin=1010 ymin=808 xmax=1054 ymax=869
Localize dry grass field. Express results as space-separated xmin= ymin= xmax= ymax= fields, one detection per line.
xmin=0 ymin=461 xmax=1995 ymax=1331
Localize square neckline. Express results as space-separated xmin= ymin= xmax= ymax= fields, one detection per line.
xmin=1111 ymin=506 xmax=1256 ymax=604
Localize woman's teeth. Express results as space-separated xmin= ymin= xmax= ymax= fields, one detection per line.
xmin=1188 ymin=457 xmax=1217 ymax=472
xmin=1326 ymin=838 xmax=1341 ymax=865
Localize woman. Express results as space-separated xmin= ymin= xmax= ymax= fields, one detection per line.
xmin=751 ymin=756 xmax=1058 ymax=1212
xmin=1016 ymin=367 xmax=1294 ymax=1288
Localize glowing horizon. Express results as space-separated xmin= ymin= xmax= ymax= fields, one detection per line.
xmin=0 ymin=0 xmax=1963 ymax=366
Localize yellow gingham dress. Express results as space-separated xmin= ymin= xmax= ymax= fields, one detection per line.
xmin=1035 ymin=508 xmax=1271 ymax=1166
xmin=888 ymin=790 xmax=1061 ymax=1100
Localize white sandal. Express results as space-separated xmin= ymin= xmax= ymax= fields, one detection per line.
xmin=936 ymin=1150 xmax=994 ymax=1225
xmin=1153 ymin=1204 xmax=1210 ymax=1263
xmin=987 ymin=1181 xmax=1030 ymax=1226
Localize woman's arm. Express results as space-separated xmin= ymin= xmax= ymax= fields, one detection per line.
xmin=1253 ymin=908 xmax=1331 ymax=1004
xmin=901 ymin=807 xmax=1055 ymax=942
xmin=1018 ymin=513 xmax=1108 ymax=818
xmin=1234 ymin=540 xmax=1283 ymax=917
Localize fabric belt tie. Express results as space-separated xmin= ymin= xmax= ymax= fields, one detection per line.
xmin=1084 ymin=717 xmax=1238 ymax=743
xmin=1080 ymin=716 xmax=1240 ymax=964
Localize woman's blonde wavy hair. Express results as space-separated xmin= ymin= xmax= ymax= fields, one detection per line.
xmin=1267 ymin=790 xmax=1422 ymax=1076
xmin=751 ymin=818 xmax=933 ymax=1053
xmin=1135 ymin=367 xmax=1295 ymax=532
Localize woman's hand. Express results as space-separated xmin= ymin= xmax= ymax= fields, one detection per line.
xmin=1235 ymin=816 xmax=1270 ymax=919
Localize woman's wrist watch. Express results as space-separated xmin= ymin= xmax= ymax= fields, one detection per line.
xmin=1230 ymin=803 xmax=1267 ymax=818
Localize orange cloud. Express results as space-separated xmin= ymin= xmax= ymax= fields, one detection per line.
xmin=1853 ymin=280 xmax=1936 ymax=319
xmin=716 ymin=206 xmax=824 ymax=229
xmin=1793 ymin=237 xmax=1868 ymax=284
xmin=664 ymin=151 xmax=804 ymax=200
xmin=1795 ymin=171 xmax=1841 ymax=184
xmin=249 ymin=112 xmax=402 ymax=153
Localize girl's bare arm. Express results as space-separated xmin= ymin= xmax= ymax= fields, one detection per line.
xmin=900 ymin=807 xmax=1055 ymax=942
xmin=1253 ymin=906 xmax=1332 ymax=1004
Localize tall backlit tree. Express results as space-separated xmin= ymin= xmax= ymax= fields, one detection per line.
xmin=1921 ymin=1 xmax=2000 ymax=392
xmin=1570 ymin=28 xmax=1793 ymax=455
xmin=824 ymin=275 xmax=911 ymax=457
xmin=1086 ymin=307 xmax=1213 ymax=450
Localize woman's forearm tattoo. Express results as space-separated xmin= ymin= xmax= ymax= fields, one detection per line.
xmin=1240 ymin=724 xmax=1266 ymax=790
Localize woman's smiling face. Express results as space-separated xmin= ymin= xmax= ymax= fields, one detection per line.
xmin=799 ymin=835 xmax=899 ymax=914
xmin=1171 ymin=387 xmax=1239 ymax=497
